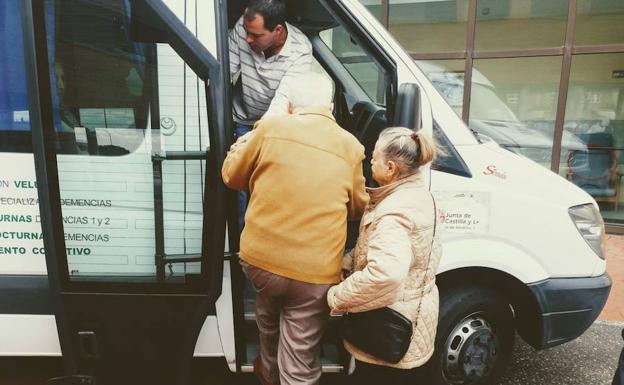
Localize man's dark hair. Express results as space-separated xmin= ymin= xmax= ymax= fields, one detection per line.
xmin=245 ymin=0 xmax=287 ymax=31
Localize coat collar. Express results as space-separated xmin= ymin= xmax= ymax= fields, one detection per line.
xmin=367 ymin=172 xmax=424 ymax=205
xmin=296 ymin=106 xmax=336 ymax=121
xmin=276 ymin=22 xmax=296 ymax=57
xmin=264 ymin=22 xmax=296 ymax=60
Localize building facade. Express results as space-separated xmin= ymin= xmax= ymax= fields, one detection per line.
xmin=364 ymin=0 xmax=624 ymax=230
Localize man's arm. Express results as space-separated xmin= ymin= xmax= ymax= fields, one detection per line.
xmin=263 ymin=53 xmax=313 ymax=117
xmin=221 ymin=123 xmax=264 ymax=191
xmin=228 ymin=17 xmax=243 ymax=78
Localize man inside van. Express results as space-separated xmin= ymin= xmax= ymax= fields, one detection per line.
xmin=222 ymin=73 xmax=368 ymax=385
xmin=229 ymin=0 xmax=313 ymax=227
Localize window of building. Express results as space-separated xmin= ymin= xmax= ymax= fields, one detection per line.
xmin=470 ymin=57 xmax=563 ymax=167
xmin=360 ymin=0 xmax=383 ymax=23
xmin=575 ymin=0 xmax=624 ymax=46
xmin=561 ymin=53 xmax=624 ymax=223
xmin=388 ymin=0 xmax=470 ymax=54
xmin=416 ymin=59 xmax=465 ymax=117
xmin=475 ymin=0 xmax=568 ymax=51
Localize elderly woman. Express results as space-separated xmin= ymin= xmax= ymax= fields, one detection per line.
xmin=327 ymin=126 xmax=441 ymax=384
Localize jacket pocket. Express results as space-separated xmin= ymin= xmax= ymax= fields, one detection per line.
xmin=240 ymin=260 xmax=277 ymax=293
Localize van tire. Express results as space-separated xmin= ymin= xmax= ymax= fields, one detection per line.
xmin=426 ymin=285 xmax=515 ymax=385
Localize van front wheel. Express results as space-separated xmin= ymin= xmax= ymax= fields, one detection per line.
xmin=428 ymin=286 xmax=514 ymax=385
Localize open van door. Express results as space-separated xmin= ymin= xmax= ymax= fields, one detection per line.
xmin=21 ymin=0 xmax=231 ymax=384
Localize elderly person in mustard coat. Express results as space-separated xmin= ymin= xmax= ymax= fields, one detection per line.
xmin=327 ymin=126 xmax=442 ymax=385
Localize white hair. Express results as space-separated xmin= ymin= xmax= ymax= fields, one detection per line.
xmin=287 ymin=72 xmax=334 ymax=113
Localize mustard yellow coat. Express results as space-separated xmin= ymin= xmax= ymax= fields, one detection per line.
xmin=222 ymin=106 xmax=369 ymax=284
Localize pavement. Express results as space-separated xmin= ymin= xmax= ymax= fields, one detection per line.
xmin=600 ymin=234 xmax=624 ymax=321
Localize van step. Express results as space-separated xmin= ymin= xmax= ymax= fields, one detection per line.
xmin=240 ymin=364 xmax=344 ymax=374
xmin=244 ymin=312 xmax=343 ymax=321
xmin=244 ymin=341 xmax=346 ymax=372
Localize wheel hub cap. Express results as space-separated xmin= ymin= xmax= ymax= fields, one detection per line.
xmin=443 ymin=315 xmax=500 ymax=384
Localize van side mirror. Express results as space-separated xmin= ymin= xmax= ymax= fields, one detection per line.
xmin=392 ymin=83 xmax=421 ymax=130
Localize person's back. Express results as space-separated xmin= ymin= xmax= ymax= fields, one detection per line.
xmin=221 ymin=72 xmax=367 ymax=385
xmin=238 ymin=108 xmax=366 ymax=283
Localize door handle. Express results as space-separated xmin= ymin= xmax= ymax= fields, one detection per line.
xmin=78 ymin=331 xmax=99 ymax=360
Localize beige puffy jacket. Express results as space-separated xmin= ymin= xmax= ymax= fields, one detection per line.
xmin=327 ymin=172 xmax=442 ymax=369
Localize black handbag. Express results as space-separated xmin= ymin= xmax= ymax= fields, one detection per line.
xmin=342 ymin=194 xmax=437 ymax=364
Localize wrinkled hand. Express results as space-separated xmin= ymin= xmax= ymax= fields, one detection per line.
xmin=229 ymin=131 xmax=254 ymax=151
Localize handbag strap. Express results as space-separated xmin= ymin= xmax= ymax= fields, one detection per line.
xmin=413 ymin=193 xmax=437 ymax=322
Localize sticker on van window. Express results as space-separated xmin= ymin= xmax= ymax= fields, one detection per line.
xmin=433 ymin=191 xmax=490 ymax=235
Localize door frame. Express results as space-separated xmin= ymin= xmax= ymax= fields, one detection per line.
xmin=21 ymin=0 xmax=233 ymax=382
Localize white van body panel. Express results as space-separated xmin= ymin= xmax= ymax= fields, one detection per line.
xmin=215 ymin=262 xmax=237 ymax=368
xmin=433 ymin=141 xmax=604 ymax=282
xmin=0 ymin=313 xmax=225 ymax=357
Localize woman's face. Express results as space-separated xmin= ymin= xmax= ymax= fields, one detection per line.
xmin=371 ymin=142 xmax=397 ymax=186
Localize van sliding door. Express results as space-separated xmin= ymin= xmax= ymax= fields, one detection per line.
xmin=22 ymin=0 xmax=230 ymax=384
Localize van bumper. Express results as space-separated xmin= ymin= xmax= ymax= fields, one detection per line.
xmin=526 ymin=273 xmax=611 ymax=349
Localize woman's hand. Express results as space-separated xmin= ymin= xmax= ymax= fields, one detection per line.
xmin=340 ymin=269 xmax=351 ymax=281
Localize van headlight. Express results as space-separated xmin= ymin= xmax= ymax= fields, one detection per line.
xmin=569 ymin=204 xmax=605 ymax=259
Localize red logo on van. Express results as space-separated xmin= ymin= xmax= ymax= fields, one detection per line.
xmin=483 ymin=165 xmax=507 ymax=179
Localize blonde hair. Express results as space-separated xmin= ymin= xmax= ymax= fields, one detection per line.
xmin=377 ymin=126 xmax=437 ymax=177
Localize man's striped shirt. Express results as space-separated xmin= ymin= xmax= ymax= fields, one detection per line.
xmin=229 ymin=17 xmax=313 ymax=122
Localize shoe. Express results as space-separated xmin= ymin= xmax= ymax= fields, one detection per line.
xmin=253 ymin=356 xmax=277 ymax=385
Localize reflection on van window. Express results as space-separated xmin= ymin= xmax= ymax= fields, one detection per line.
xmin=0 ymin=2 xmax=32 ymax=153
xmin=319 ymin=26 xmax=386 ymax=105
xmin=0 ymin=1 xmax=157 ymax=155
xmin=50 ymin=0 xmax=155 ymax=155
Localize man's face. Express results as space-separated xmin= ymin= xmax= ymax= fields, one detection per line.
xmin=243 ymin=12 xmax=278 ymax=54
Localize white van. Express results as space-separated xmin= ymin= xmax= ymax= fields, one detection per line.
xmin=0 ymin=0 xmax=611 ymax=384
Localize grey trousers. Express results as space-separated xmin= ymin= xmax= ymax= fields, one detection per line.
xmin=241 ymin=260 xmax=331 ymax=385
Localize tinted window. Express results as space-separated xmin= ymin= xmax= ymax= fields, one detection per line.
xmin=0 ymin=2 xmax=31 ymax=153
xmin=0 ymin=1 xmax=155 ymax=155
xmin=432 ymin=121 xmax=471 ymax=178
xmin=319 ymin=26 xmax=387 ymax=105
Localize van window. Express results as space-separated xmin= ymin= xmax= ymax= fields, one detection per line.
xmin=0 ymin=1 xmax=157 ymax=156
xmin=432 ymin=121 xmax=471 ymax=178
xmin=319 ymin=26 xmax=387 ymax=106
xmin=31 ymin=0 xmax=210 ymax=279
xmin=0 ymin=2 xmax=31 ymax=153
xmin=50 ymin=0 xmax=156 ymax=156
